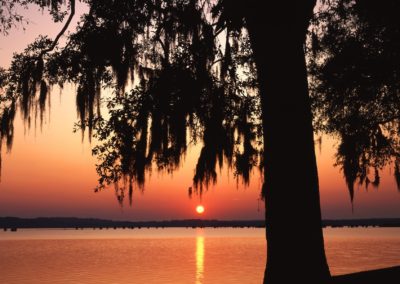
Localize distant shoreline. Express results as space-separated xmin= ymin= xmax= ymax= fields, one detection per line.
xmin=1 ymin=217 xmax=400 ymax=230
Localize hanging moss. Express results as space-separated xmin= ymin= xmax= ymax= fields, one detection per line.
xmin=395 ymin=161 xmax=400 ymax=191
xmin=0 ymin=0 xmax=261 ymax=205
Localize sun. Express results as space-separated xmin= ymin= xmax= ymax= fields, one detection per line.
xmin=196 ymin=205 xmax=205 ymax=214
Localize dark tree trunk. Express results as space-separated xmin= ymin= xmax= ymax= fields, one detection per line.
xmin=245 ymin=1 xmax=331 ymax=283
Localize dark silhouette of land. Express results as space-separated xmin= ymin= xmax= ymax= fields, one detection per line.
xmin=333 ymin=266 xmax=400 ymax=284
xmin=1 ymin=217 xmax=400 ymax=230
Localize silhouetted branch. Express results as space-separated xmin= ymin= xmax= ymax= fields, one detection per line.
xmin=39 ymin=0 xmax=75 ymax=57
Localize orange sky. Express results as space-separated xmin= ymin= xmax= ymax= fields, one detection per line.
xmin=0 ymin=3 xmax=399 ymax=221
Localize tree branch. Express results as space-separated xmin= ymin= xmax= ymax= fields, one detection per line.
xmin=39 ymin=0 xmax=76 ymax=57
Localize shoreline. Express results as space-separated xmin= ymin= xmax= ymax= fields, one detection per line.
xmin=334 ymin=266 xmax=400 ymax=283
xmin=1 ymin=217 xmax=400 ymax=229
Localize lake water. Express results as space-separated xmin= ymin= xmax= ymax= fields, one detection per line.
xmin=0 ymin=227 xmax=399 ymax=284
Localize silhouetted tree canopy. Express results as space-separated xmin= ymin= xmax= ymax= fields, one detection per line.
xmin=1 ymin=0 xmax=399 ymax=204
xmin=309 ymin=0 xmax=400 ymax=201
xmin=1 ymin=0 xmax=262 ymax=203
xmin=0 ymin=0 xmax=69 ymax=34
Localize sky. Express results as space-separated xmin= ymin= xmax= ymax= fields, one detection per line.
xmin=0 ymin=3 xmax=399 ymax=221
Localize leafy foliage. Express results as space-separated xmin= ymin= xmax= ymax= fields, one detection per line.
xmin=309 ymin=0 xmax=400 ymax=200
xmin=1 ymin=0 xmax=399 ymax=205
xmin=0 ymin=0 xmax=70 ymax=34
xmin=0 ymin=0 xmax=262 ymax=203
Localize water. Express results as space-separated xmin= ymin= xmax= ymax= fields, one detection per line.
xmin=0 ymin=228 xmax=399 ymax=284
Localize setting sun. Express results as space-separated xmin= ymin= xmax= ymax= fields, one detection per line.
xmin=196 ymin=205 xmax=205 ymax=214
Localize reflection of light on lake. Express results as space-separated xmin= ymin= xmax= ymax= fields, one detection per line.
xmin=196 ymin=235 xmax=204 ymax=284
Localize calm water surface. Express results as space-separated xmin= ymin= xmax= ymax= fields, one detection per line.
xmin=0 ymin=227 xmax=399 ymax=284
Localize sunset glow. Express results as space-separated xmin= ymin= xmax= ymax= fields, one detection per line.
xmin=196 ymin=205 xmax=205 ymax=214
xmin=196 ymin=236 xmax=204 ymax=284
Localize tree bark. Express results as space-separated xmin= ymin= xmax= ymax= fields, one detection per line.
xmin=245 ymin=1 xmax=331 ymax=283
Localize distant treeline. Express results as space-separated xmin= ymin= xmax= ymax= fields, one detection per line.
xmin=1 ymin=217 xmax=399 ymax=229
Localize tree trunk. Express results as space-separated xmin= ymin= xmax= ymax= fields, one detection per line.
xmin=245 ymin=1 xmax=331 ymax=283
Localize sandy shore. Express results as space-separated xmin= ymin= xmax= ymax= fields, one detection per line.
xmin=333 ymin=266 xmax=400 ymax=283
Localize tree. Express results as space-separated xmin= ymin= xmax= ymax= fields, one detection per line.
xmin=0 ymin=1 xmax=328 ymax=283
xmin=1 ymin=0 xmax=399 ymax=283
xmin=242 ymin=1 xmax=332 ymax=282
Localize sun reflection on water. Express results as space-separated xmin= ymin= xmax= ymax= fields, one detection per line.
xmin=196 ymin=233 xmax=205 ymax=284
